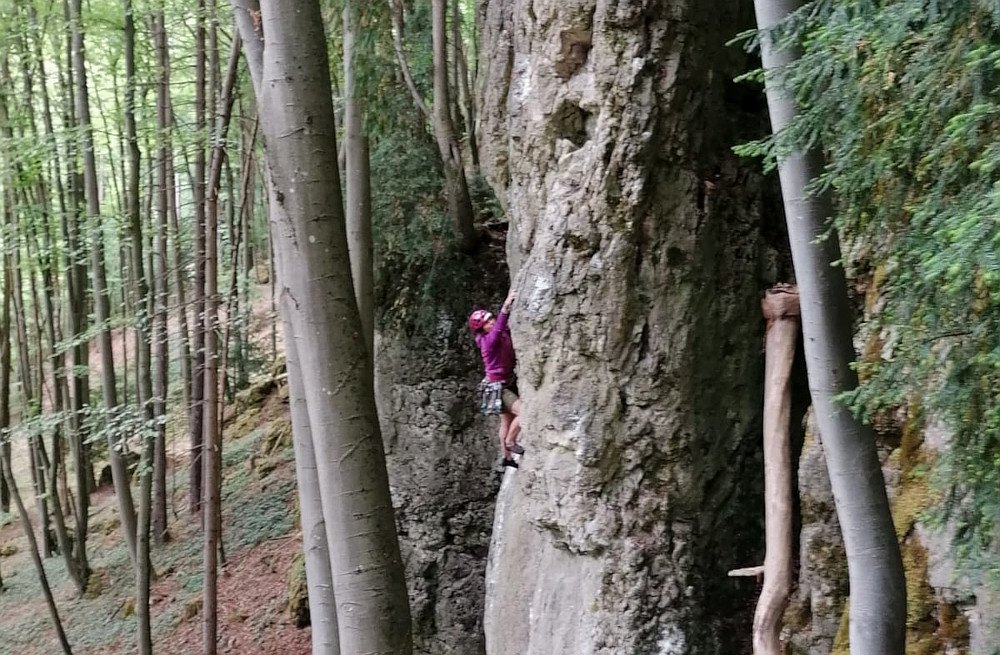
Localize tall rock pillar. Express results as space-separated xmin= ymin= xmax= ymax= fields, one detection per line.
xmin=478 ymin=1 xmax=772 ymax=653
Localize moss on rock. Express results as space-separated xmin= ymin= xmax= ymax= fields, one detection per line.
xmin=230 ymin=405 xmax=262 ymax=442
xmin=263 ymin=415 xmax=292 ymax=455
xmin=84 ymin=569 xmax=107 ymax=599
xmin=234 ymin=379 xmax=277 ymax=414
xmin=902 ymin=537 xmax=936 ymax=630
xmin=830 ymin=601 xmax=850 ymax=655
xmin=288 ymin=553 xmax=310 ymax=629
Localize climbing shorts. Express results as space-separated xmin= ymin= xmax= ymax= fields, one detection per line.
xmin=500 ymin=387 xmax=518 ymax=413
xmin=478 ymin=378 xmax=518 ymax=416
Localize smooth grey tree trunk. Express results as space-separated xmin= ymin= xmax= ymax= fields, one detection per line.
xmin=122 ymin=2 xmax=153 ymax=653
xmin=61 ymin=0 xmax=96 ymax=501
xmin=202 ymin=31 xmax=241 ymax=655
xmin=752 ymin=2 xmax=907 ymax=654
xmin=69 ymin=0 xmax=138 ymax=568
xmin=430 ymin=0 xmax=477 ymax=253
xmin=342 ymin=1 xmax=374 ymax=358
xmin=228 ymin=6 xmax=342 ymax=653
xmin=389 ymin=0 xmax=431 ymax=123
xmin=190 ymin=0 xmax=207 ymax=515
xmin=280 ymin=274 xmax=341 ymax=655
xmin=22 ymin=8 xmax=91 ymax=585
xmin=254 ymin=1 xmax=414 ymax=652
xmin=452 ymin=0 xmax=478 ymax=171
xmin=152 ymin=9 xmax=170 ymax=544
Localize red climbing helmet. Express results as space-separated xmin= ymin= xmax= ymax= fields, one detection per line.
xmin=468 ymin=310 xmax=492 ymax=333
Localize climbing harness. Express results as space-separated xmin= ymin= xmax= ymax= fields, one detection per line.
xmin=477 ymin=378 xmax=505 ymax=416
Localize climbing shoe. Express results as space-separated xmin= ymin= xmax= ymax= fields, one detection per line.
xmin=508 ymin=443 xmax=525 ymax=455
xmin=502 ymin=458 xmax=519 ymax=469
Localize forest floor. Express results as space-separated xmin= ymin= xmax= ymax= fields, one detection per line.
xmin=0 ymin=284 xmax=310 ymax=655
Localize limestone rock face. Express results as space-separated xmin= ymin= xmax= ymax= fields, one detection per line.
xmin=477 ymin=2 xmax=772 ymax=653
xmin=377 ymin=309 xmax=504 ymax=655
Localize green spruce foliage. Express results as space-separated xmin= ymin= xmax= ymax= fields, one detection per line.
xmin=741 ymin=0 xmax=1000 ymax=571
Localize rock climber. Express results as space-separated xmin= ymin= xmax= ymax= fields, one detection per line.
xmin=469 ymin=290 xmax=524 ymax=469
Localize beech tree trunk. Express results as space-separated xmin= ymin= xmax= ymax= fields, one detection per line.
xmin=152 ymin=8 xmax=171 ymax=542
xmin=430 ymin=0 xmax=477 ymax=252
xmin=342 ymin=1 xmax=374 ymax=357
xmin=69 ymin=0 xmax=138 ymax=568
xmin=752 ymin=2 xmax=907 ymax=653
xmin=123 ymin=2 xmax=154 ymax=652
xmin=389 ymin=0 xmax=431 ymax=123
xmin=190 ymin=0 xmax=207 ymax=515
xmin=61 ymin=0 xmax=96 ymax=500
xmin=236 ymin=2 xmax=414 ymax=652
xmin=23 ymin=5 xmax=91 ymax=583
xmin=1 ymin=451 xmax=74 ymax=655
xmin=202 ymin=31 xmax=241 ymax=655
xmin=452 ymin=0 xmax=478 ymax=170
xmin=283 ymin=306 xmax=340 ymax=655
xmin=167 ymin=129 xmax=192 ymax=416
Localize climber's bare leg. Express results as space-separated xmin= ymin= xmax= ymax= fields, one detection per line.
xmin=505 ymin=399 xmax=522 ymax=449
xmin=506 ymin=416 xmax=521 ymax=449
xmin=499 ymin=412 xmax=512 ymax=459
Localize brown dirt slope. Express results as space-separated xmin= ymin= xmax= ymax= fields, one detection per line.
xmin=0 ymin=335 xmax=308 ymax=655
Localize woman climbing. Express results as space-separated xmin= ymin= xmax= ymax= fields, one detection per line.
xmin=469 ymin=290 xmax=524 ymax=468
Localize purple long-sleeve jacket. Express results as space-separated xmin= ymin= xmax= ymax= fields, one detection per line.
xmin=475 ymin=309 xmax=515 ymax=382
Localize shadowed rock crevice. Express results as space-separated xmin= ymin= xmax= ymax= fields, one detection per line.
xmin=550 ymin=101 xmax=595 ymax=148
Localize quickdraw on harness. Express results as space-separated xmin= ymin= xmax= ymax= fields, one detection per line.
xmin=477 ymin=378 xmax=505 ymax=416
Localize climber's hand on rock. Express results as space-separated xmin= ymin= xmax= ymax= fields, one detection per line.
xmin=502 ymin=290 xmax=517 ymax=312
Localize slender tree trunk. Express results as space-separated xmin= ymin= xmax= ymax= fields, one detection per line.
xmin=0 ymin=446 xmax=6 ymax=513
xmin=1 ymin=452 xmax=74 ymax=655
xmin=753 ymin=285 xmax=799 ymax=655
xmin=343 ymin=1 xmax=374 ymax=358
xmin=237 ymin=112 xmax=255 ymax=388
xmin=752 ymin=3 xmax=907 ymax=653
xmin=283 ymin=312 xmax=340 ymax=655
xmin=25 ymin=199 xmax=83 ymax=592
xmin=190 ymin=0 xmax=207 ymax=516
xmin=152 ymin=9 xmax=171 ymax=543
xmin=202 ymin=30 xmax=241 ymax=655
xmin=431 ymin=0 xmax=477 ymax=252
xmin=0 ymin=82 xmax=52 ymax=558
xmin=69 ymin=0 xmax=138 ymax=569
xmin=24 ymin=10 xmax=85 ymax=576
xmin=0 ymin=246 xmax=10 ymax=522
xmin=123 ymin=2 xmax=153 ymax=652
xmin=246 ymin=3 xmax=414 ymax=652
xmin=221 ymin=117 xmax=258 ymax=402
xmin=61 ymin=0 xmax=96 ymax=497
xmin=452 ymin=0 xmax=478 ymax=170
xmin=167 ymin=135 xmax=192 ymax=416
xmin=389 ymin=0 xmax=431 ymax=123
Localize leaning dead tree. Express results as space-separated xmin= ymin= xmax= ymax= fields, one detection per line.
xmin=754 ymin=284 xmax=799 ymax=655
